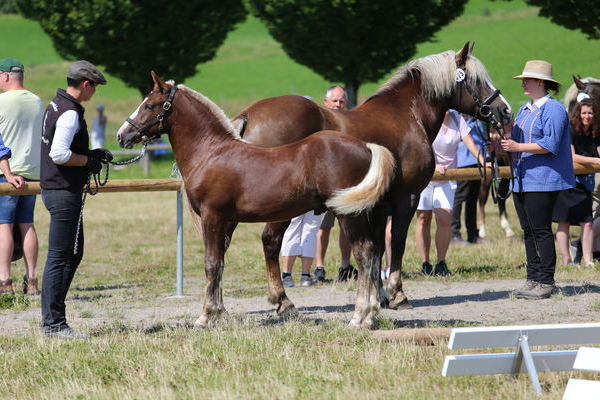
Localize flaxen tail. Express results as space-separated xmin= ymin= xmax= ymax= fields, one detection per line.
xmin=325 ymin=143 xmax=395 ymax=215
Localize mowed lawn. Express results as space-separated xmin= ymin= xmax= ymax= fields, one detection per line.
xmin=1 ymin=191 xmax=598 ymax=399
xmin=1 ymin=0 xmax=600 ymax=398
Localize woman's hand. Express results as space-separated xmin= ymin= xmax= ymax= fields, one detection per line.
xmin=500 ymin=139 xmax=520 ymax=152
xmin=435 ymin=164 xmax=447 ymax=175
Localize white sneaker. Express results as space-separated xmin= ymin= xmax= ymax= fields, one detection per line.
xmin=381 ymin=267 xmax=390 ymax=280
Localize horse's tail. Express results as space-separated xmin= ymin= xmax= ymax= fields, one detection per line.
xmin=326 ymin=143 xmax=395 ymax=215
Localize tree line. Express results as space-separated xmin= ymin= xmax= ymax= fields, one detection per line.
xmin=9 ymin=0 xmax=598 ymax=104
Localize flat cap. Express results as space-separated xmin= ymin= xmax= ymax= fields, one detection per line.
xmin=0 ymin=58 xmax=24 ymax=72
xmin=67 ymin=60 xmax=107 ymax=85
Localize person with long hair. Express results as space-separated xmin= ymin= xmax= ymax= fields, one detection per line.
xmin=554 ymin=98 xmax=599 ymax=267
xmin=501 ymin=60 xmax=575 ymax=299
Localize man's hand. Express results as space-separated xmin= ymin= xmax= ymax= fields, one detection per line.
xmin=89 ymin=148 xmax=113 ymax=163
xmin=6 ymin=174 xmax=26 ymax=190
xmin=86 ymin=155 xmax=102 ymax=174
xmin=435 ymin=164 xmax=447 ymax=176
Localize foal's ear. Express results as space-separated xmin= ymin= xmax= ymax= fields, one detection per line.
xmin=455 ymin=42 xmax=471 ymax=67
xmin=573 ymin=75 xmax=586 ymax=90
xmin=151 ymin=71 xmax=167 ymax=93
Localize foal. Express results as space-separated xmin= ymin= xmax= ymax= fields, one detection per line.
xmin=118 ymin=73 xmax=396 ymax=328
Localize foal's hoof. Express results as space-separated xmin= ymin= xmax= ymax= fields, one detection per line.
xmin=277 ymin=302 xmax=298 ymax=318
xmin=388 ymin=295 xmax=413 ymax=310
xmin=349 ymin=318 xmax=374 ymax=329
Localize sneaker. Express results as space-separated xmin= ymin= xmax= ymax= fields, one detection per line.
xmin=300 ymin=274 xmax=314 ymax=287
xmin=514 ymin=282 xmax=556 ymax=300
xmin=23 ymin=275 xmax=39 ymax=295
xmin=381 ymin=267 xmax=390 ymax=281
xmin=0 ymin=279 xmax=14 ymax=295
xmin=282 ymin=274 xmax=294 ymax=287
xmin=337 ymin=265 xmax=358 ymax=282
xmin=421 ymin=261 xmax=433 ymax=275
xmin=43 ymin=326 xmax=89 ymax=340
xmin=512 ymin=279 xmax=537 ymax=294
xmin=314 ymin=267 xmax=326 ymax=282
xmin=434 ymin=261 xmax=451 ymax=276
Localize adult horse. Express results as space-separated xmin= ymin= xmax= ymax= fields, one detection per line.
xmin=117 ymin=73 xmax=396 ymax=328
xmin=234 ymin=43 xmax=513 ymax=309
xmin=564 ymin=76 xmax=600 ymax=114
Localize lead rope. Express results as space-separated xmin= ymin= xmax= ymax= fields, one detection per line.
xmin=73 ymin=143 xmax=148 ymax=254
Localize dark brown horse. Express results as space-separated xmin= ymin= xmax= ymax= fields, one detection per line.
xmin=233 ymin=43 xmax=513 ymax=309
xmin=564 ymin=76 xmax=600 ymax=114
xmin=117 ymin=72 xmax=396 ymax=328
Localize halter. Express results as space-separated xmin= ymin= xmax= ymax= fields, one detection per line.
xmin=127 ymin=85 xmax=178 ymax=136
xmin=454 ymin=66 xmax=514 ymax=202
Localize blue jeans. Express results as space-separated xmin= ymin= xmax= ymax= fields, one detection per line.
xmin=41 ymin=188 xmax=84 ymax=329
xmin=0 ymin=176 xmax=37 ymax=223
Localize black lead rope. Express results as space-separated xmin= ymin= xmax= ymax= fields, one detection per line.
xmin=73 ymin=144 xmax=148 ymax=254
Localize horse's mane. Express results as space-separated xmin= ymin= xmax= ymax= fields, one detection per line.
xmin=176 ymin=84 xmax=243 ymax=141
xmin=563 ymin=77 xmax=600 ymax=108
xmin=371 ymin=50 xmax=493 ymax=100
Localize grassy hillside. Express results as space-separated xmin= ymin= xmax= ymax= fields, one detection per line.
xmin=0 ymin=0 xmax=598 ymax=177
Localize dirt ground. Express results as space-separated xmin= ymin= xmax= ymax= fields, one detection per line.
xmin=1 ymin=277 xmax=599 ymax=334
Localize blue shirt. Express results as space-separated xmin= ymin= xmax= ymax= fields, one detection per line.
xmin=0 ymin=132 xmax=11 ymax=160
xmin=457 ymin=117 xmax=487 ymax=168
xmin=510 ymin=97 xmax=575 ymax=192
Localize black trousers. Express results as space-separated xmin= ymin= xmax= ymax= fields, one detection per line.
xmin=451 ymin=174 xmax=481 ymax=242
xmin=512 ymin=191 xmax=559 ymax=285
xmin=41 ymin=188 xmax=84 ymax=329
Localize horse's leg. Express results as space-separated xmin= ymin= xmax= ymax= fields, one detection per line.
xmin=195 ymin=213 xmax=228 ymax=328
xmin=387 ymin=193 xmax=418 ymax=310
xmin=339 ymin=211 xmax=385 ymax=328
xmin=498 ymin=178 xmax=515 ymax=237
xmin=477 ymin=175 xmax=492 ymax=238
xmin=261 ymin=221 xmax=297 ymax=317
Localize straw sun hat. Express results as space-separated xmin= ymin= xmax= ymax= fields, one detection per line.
xmin=513 ymin=60 xmax=560 ymax=85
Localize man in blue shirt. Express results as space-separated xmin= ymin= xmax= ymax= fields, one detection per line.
xmin=451 ymin=115 xmax=487 ymax=244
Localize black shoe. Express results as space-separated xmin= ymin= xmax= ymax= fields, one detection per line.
xmin=573 ymin=239 xmax=583 ymax=264
xmin=43 ymin=325 xmax=89 ymax=340
xmin=421 ymin=261 xmax=433 ymax=275
xmin=434 ymin=261 xmax=451 ymax=276
xmin=314 ymin=267 xmax=326 ymax=282
xmin=337 ymin=264 xmax=358 ymax=282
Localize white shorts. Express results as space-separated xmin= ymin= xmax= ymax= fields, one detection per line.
xmin=417 ymin=181 xmax=457 ymax=211
xmin=280 ymin=211 xmax=324 ymax=258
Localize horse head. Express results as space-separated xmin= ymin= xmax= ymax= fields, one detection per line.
xmin=451 ymin=42 xmax=513 ymax=133
xmin=574 ymin=75 xmax=600 ymax=103
xmin=117 ymin=71 xmax=177 ymax=148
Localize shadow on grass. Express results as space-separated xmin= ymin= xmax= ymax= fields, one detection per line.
xmin=559 ymin=283 xmax=600 ymax=296
xmin=409 ymin=290 xmax=512 ymax=308
xmin=74 ymin=283 xmax=145 ymax=292
xmin=386 ymin=318 xmax=478 ymax=329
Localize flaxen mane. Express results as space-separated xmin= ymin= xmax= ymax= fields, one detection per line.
xmin=371 ymin=50 xmax=492 ymax=101
xmin=177 ymin=84 xmax=243 ymax=141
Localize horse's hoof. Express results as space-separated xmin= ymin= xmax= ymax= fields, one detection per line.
xmin=388 ymin=296 xmax=413 ymax=310
xmin=194 ymin=315 xmax=209 ymax=329
xmin=277 ymin=303 xmax=298 ymax=318
xmin=380 ymin=297 xmax=390 ymax=309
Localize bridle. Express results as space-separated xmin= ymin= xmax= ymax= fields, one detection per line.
xmin=127 ymin=85 xmax=178 ymax=136
xmin=454 ymin=66 xmax=514 ymax=203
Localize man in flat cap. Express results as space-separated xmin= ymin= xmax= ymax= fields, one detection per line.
xmin=40 ymin=60 xmax=111 ymax=339
xmin=0 ymin=57 xmax=44 ymax=297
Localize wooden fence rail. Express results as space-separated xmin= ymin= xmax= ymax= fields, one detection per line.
xmin=1 ymin=163 xmax=598 ymax=195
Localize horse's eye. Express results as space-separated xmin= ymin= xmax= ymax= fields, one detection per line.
xmin=145 ymin=104 xmax=153 ymax=110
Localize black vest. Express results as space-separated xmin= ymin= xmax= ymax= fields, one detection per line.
xmin=40 ymin=89 xmax=89 ymax=190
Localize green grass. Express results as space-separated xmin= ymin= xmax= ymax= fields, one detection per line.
xmin=1 ymin=3 xmax=599 ymax=398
